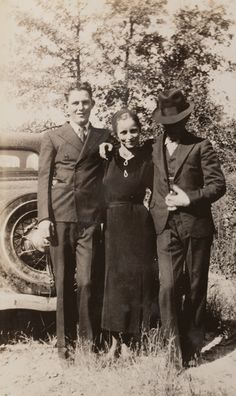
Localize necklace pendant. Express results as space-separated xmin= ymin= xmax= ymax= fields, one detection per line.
xmin=124 ymin=170 xmax=128 ymax=178
xmin=124 ymin=159 xmax=128 ymax=166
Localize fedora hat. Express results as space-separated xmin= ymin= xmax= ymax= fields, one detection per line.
xmin=152 ymin=89 xmax=194 ymax=124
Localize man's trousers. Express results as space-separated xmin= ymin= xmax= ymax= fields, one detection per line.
xmin=50 ymin=222 xmax=104 ymax=350
xmin=156 ymin=213 xmax=213 ymax=362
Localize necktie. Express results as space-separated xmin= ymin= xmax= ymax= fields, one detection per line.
xmin=78 ymin=126 xmax=86 ymax=143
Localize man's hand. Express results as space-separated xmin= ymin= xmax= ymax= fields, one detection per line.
xmin=99 ymin=143 xmax=113 ymax=160
xmin=25 ymin=220 xmax=53 ymax=252
xmin=38 ymin=219 xmax=52 ymax=238
xmin=37 ymin=219 xmax=54 ymax=249
xmin=165 ymin=185 xmax=190 ymax=211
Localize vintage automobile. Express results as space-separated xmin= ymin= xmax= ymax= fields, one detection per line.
xmin=0 ymin=132 xmax=56 ymax=310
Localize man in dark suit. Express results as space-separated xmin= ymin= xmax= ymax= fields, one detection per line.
xmin=37 ymin=82 xmax=109 ymax=359
xmin=150 ymin=89 xmax=226 ymax=367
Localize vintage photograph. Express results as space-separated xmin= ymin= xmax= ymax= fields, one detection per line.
xmin=0 ymin=0 xmax=235 ymax=395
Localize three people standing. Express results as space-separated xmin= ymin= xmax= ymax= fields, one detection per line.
xmin=37 ymin=83 xmax=226 ymax=368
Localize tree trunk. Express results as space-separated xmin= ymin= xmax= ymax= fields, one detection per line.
xmin=123 ymin=16 xmax=134 ymax=105
xmin=75 ymin=20 xmax=81 ymax=81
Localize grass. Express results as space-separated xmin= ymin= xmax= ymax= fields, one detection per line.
xmin=1 ymin=276 xmax=235 ymax=396
xmin=0 ymin=329 xmax=231 ymax=396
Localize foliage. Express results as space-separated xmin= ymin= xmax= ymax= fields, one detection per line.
xmin=155 ymin=6 xmax=236 ymax=165
xmin=92 ymin=2 xmax=236 ymax=158
xmin=92 ymin=1 xmax=166 ymax=98
xmin=6 ymin=0 xmax=96 ymax=118
xmin=211 ymin=174 xmax=236 ymax=278
xmin=6 ymin=2 xmax=236 ymax=142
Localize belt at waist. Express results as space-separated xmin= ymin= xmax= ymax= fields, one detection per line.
xmin=107 ymin=200 xmax=143 ymax=208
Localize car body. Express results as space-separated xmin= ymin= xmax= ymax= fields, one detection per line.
xmin=0 ymin=132 xmax=56 ymax=305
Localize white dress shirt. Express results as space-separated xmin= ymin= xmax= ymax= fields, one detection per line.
xmin=164 ymin=136 xmax=179 ymax=156
xmin=70 ymin=121 xmax=90 ymax=142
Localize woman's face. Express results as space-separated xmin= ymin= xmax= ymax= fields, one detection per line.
xmin=116 ymin=117 xmax=140 ymax=149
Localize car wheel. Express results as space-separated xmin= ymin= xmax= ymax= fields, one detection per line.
xmin=0 ymin=193 xmax=55 ymax=296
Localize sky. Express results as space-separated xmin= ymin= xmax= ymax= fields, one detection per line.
xmin=0 ymin=0 xmax=235 ymax=130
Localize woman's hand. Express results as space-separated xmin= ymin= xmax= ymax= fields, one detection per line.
xmin=99 ymin=143 xmax=113 ymax=160
xmin=143 ymin=188 xmax=152 ymax=210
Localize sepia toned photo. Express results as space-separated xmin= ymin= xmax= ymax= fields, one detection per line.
xmin=0 ymin=0 xmax=235 ymax=395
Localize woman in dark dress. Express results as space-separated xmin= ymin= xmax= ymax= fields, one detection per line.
xmin=101 ymin=108 xmax=157 ymax=357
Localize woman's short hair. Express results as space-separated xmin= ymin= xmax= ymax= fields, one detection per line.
xmin=64 ymin=82 xmax=93 ymax=102
xmin=112 ymin=108 xmax=141 ymax=133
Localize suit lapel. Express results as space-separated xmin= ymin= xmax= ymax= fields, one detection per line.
xmin=77 ymin=126 xmax=108 ymax=163
xmin=58 ymin=122 xmax=83 ymax=152
xmin=153 ymin=134 xmax=169 ymax=185
xmin=174 ymin=138 xmax=195 ymax=179
xmin=153 ymin=133 xmax=196 ymax=187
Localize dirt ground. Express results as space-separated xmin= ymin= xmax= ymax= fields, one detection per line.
xmin=0 ymin=331 xmax=236 ymax=396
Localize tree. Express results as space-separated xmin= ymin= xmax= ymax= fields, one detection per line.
xmin=3 ymin=0 xmax=236 ymax=152
xmin=161 ymin=5 xmax=235 ymax=165
xmin=5 ymin=0 xmax=97 ymax=129
xmin=92 ymin=0 xmax=167 ymax=126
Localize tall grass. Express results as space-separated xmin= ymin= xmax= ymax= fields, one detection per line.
xmin=0 ymin=330 xmax=230 ymax=396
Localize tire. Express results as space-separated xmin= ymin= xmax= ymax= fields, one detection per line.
xmin=0 ymin=193 xmax=55 ymax=296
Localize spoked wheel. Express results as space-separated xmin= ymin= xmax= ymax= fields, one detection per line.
xmin=13 ymin=210 xmax=47 ymax=272
xmin=0 ymin=193 xmax=55 ymax=296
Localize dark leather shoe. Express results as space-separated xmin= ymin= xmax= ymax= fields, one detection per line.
xmin=57 ymin=347 xmax=75 ymax=363
xmin=183 ymin=351 xmax=201 ymax=368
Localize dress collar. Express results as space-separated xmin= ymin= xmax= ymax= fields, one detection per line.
xmin=118 ymin=144 xmax=135 ymax=161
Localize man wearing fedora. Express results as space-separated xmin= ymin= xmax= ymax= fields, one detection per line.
xmin=151 ymin=88 xmax=226 ymax=366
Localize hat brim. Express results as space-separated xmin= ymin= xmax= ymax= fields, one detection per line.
xmin=152 ymin=102 xmax=194 ymax=125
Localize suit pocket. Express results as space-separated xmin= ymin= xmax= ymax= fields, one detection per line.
xmin=51 ymin=185 xmax=74 ymax=206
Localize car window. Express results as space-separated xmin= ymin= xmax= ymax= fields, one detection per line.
xmin=0 ymin=155 xmax=20 ymax=168
xmin=0 ymin=149 xmax=38 ymax=176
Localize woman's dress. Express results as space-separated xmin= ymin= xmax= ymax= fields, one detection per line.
xmin=102 ymin=142 xmax=157 ymax=335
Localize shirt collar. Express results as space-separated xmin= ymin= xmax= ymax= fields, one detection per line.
xmin=69 ymin=121 xmax=90 ymax=136
xmin=164 ymin=135 xmax=180 ymax=146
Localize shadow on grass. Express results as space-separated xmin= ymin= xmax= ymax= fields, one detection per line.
xmin=201 ymin=319 xmax=236 ymax=365
xmin=0 ymin=309 xmax=56 ymax=344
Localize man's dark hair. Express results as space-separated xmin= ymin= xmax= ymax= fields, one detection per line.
xmin=64 ymin=82 xmax=93 ymax=102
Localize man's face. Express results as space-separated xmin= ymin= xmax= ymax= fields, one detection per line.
xmin=163 ymin=123 xmax=178 ymax=135
xmin=66 ymin=89 xmax=94 ymax=126
xmin=163 ymin=117 xmax=189 ymax=136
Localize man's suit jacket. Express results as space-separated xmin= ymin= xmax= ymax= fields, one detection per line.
xmin=37 ymin=122 xmax=109 ymax=224
xmin=150 ymin=132 xmax=226 ymax=237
